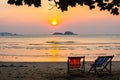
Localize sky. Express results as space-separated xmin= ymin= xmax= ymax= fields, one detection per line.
xmin=0 ymin=0 xmax=120 ymax=34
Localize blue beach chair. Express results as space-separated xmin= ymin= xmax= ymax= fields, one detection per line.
xmin=88 ymin=55 xmax=114 ymax=75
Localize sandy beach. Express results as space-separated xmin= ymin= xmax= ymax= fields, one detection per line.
xmin=0 ymin=61 xmax=120 ymax=80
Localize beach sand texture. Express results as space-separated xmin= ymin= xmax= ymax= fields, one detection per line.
xmin=0 ymin=62 xmax=120 ymax=80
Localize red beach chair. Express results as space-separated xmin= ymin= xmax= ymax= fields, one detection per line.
xmin=67 ymin=56 xmax=85 ymax=75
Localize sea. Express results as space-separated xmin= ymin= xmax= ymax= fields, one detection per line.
xmin=0 ymin=34 xmax=120 ymax=62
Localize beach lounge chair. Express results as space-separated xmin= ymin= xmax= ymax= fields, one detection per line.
xmin=88 ymin=55 xmax=114 ymax=75
xmin=67 ymin=56 xmax=85 ymax=75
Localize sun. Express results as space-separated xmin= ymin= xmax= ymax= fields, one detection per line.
xmin=52 ymin=21 xmax=57 ymax=26
xmin=51 ymin=20 xmax=58 ymax=26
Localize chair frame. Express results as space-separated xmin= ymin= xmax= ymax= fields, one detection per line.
xmin=67 ymin=56 xmax=85 ymax=74
xmin=88 ymin=55 xmax=114 ymax=75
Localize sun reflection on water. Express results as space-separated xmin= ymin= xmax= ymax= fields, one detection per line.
xmin=50 ymin=40 xmax=59 ymax=61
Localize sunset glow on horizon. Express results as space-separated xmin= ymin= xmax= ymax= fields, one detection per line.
xmin=0 ymin=0 xmax=120 ymax=34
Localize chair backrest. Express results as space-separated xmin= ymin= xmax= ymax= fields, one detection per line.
xmin=95 ymin=55 xmax=114 ymax=66
xmin=68 ymin=56 xmax=85 ymax=68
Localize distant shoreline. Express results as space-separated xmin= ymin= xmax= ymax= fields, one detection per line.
xmin=0 ymin=32 xmax=17 ymax=36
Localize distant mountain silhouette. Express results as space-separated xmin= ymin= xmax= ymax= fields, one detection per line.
xmin=53 ymin=32 xmax=63 ymax=35
xmin=53 ymin=31 xmax=76 ymax=35
xmin=0 ymin=32 xmax=17 ymax=36
xmin=64 ymin=31 xmax=76 ymax=35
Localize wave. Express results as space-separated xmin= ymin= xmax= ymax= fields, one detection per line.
xmin=0 ymin=45 xmax=120 ymax=50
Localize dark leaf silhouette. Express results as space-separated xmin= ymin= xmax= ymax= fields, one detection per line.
xmin=7 ymin=0 xmax=120 ymax=15
xmin=8 ymin=0 xmax=41 ymax=7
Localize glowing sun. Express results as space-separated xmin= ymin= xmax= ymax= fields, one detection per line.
xmin=51 ymin=20 xmax=58 ymax=26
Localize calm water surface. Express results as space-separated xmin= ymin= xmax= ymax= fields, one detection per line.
xmin=0 ymin=34 xmax=120 ymax=62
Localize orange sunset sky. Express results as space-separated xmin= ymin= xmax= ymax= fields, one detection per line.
xmin=0 ymin=0 xmax=120 ymax=34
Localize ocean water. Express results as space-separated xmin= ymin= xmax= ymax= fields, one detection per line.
xmin=0 ymin=34 xmax=120 ymax=62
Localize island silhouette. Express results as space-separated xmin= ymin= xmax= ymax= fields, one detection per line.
xmin=53 ymin=31 xmax=77 ymax=35
xmin=0 ymin=32 xmax=17 ymax=36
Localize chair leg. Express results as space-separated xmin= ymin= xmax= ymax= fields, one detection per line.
xmin=67 ymin=60 xmax=69 ymax=74
xmin=101 ymin=61 xmax=112 ymax=75
xmin=94 ymin=67 xmax=99 ymax=75
xmin=88 ymin=66 xmax=93 ymax=73
xmin=88 ymin=65 xmax=96 ymax=74
xmin=88 ymin=66 xmax=99 ymax=75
